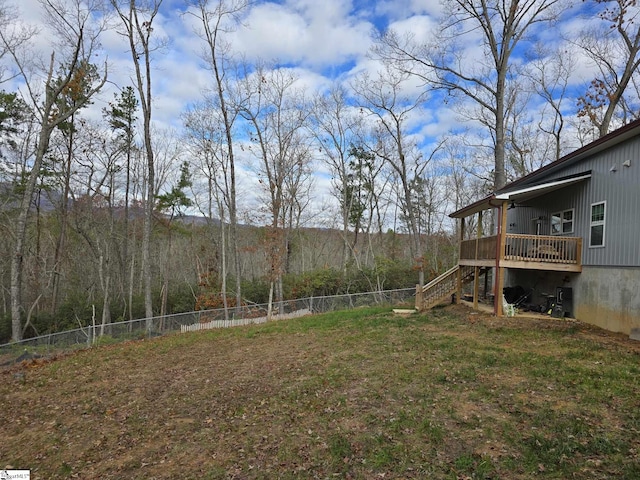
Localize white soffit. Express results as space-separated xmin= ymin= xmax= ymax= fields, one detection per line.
xmin=495 ymin=174 xmax=592 ymax=202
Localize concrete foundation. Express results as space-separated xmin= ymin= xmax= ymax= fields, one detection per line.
xmin=573 ymin=266 xmax=640 ymax=336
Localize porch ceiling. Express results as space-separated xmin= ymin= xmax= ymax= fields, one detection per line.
xmin=449 ymin=172 xmax=592 ymax=219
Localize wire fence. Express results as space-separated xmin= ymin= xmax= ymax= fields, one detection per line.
xmin=0 ymin=288 xmax=415 ymax=364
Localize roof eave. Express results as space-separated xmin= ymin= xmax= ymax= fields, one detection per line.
xmin=449 ymin=195 xmax=502 ymax=219
xmin=496 ymin=119 xmax=640 ymax=194
xmin=449 ymin=118 xmax=640 ymax=219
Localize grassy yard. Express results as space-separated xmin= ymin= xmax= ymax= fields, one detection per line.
xmin=1 ymin=304 xmax=639 ymax=479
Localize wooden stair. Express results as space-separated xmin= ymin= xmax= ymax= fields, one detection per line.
xmin=416 ymin=265 xmax=484 ymax=310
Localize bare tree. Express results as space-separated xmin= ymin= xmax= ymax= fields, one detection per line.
xmin=377 ymin=0 xmax=565 ymax=190
xmin=48 ymin=62 xmax=103 ymax=313
xmin=443 ymin=138 xmax=483 ymax=212
xmin=576 ymin=0 xmax=640 ymax=136
xmin=183 ymin=103 xmax=234 ymax=318
xmin=0 ymin=1 xmax=36 ymax=84
xmin=309 ymin=84 xmax=363 ymax=273
xmin=156 ymin=160 xmax=192 ymax=317
xmin=525 ymin=42 xmax=575 ymax=161
xmin=236 ymin=65 xmax=312 ymax=317
xmin=504 ymin=76 xmax=560 ymax=178
xmin=352 ymin=64 xmax=441 ymax=287
xmin=111 ymin=0 xmax=164 ymax=322
xmin=0 ymin=92 xmax=34 ymax=325
xmin=68 ymin=122 xmax=121 ymax=334
xmin=187 ymin=0 xmax=247 ymax=313
xmin=103 ymin=86 xmax=138 ymax=320
xmin=1 ymin=0 xmax=107 ymax=342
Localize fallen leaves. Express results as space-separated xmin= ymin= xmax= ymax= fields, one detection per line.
xmin=0 ymin=306 xmax=638 ymax=478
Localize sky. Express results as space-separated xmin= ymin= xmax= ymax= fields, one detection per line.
xmin=99 ymin=0 xmax=446 ymax=131
xmin=3 ymin=0 xmax=611 ymax=228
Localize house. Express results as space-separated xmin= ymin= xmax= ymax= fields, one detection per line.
xmin=417 ymin=119 xmax=640 ymax=339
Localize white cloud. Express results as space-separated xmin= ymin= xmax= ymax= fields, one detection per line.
xmin=373 ymin=0 xmax=444 ymax=24
xmin=230 ymin=1 xmax=373 ymax=68
xmin=386 ymin=14 xmax=438 ymax=45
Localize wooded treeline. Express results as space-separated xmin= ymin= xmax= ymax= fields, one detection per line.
xmin=1 ymin=0 xmax=640 ymax=342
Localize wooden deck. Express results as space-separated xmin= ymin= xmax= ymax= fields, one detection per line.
xmin=417 ymin=233 xmax=583 ymax=313
xmin=459 ymin=234 xmax=582 ymax=272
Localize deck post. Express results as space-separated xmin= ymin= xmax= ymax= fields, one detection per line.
xmin=456 ymin=217 xmax=466 ymax=304
xmin=473 ymin=211 xmax=483 ymax=309
xmin=473 ymin=267 xmax=479 ymax=309
xmin=495 ymin=201 xmax=508 ymax=316
xmin=576 ymin=238 xmax=582 ymax=264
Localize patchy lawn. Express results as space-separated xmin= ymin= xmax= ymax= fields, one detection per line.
xmin=1 ymin=305 xmax=639 ymax=479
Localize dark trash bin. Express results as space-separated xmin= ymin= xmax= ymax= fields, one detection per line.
xmin=555 ymin=287 xmax=573 ymax=318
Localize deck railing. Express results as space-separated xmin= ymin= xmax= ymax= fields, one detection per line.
xmin=459 ymin=235 xmax=498 ymax=261
xmin=417 ymin=265 xmax=475 ymax=310
xmin=460 ymin=234 xmax=582 ymax=266
xmin=504 ymin=234 xmax=581 ymax=264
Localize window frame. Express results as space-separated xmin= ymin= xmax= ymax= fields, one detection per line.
xmin=550 ymin=208 xmax=575 ymax=236
xmin=589 ymin=201 xmax=606 ymax=248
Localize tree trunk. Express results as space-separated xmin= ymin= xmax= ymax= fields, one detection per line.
xmin=11 ymin=124 xmax=54 ymax=342
xmin=494 ymin=72 xmax=507 ymax=190
xmin=267 ymin=281 xmax=274 ymax=321
xmin=51 ymin=119 xmax=74 ymax=312
xmin=114 ymin=0 xmax=162 ymax=328
xmin=142 ymin=168 xmax=154 ymax=325
xmin=100 ymin=272 xmax=111 ymax=336
xmin=219 ymin=217 xmax=229 ymax=321
xmin=129 ymin=251 xmax=135 ymax=322
xmin=123 ymin=143 xmax=132 ymax=318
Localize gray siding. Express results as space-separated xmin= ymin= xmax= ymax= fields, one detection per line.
xmin=506 ymin=136 xmax=640 ymax=267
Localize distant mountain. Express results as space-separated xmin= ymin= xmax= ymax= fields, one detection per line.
xmin=175 ymin=214 xmax=220 ymax=226
xmin=1 ymin=183 xmax=221 ymax=226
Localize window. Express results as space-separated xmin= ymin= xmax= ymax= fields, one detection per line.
xmin=590 ymin=201 xmax=606 ymax=247
xmin=551 ymin=209 xmax=574 ymax=235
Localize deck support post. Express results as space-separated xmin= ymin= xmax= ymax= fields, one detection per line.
xmin=456 ymin=218 xmax=465 ymax=304
xmin=473 ymin=267 xmax=479 ymax=309
xmin=495 ymin=202 xmax=508 ymax=316
xmin=473 ymin=211 xmax=483 ymax=309
xmin=415 ymin=284 xmax=423 ymax=311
